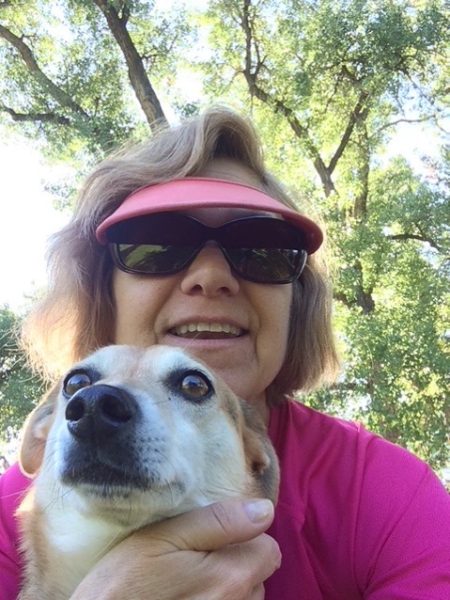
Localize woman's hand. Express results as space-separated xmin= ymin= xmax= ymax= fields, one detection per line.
xmin=70 ymin=498 xmax=281 ymax=600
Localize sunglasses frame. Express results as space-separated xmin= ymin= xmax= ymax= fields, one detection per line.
xmin=107 ymin=214 xmax=309 ymax=284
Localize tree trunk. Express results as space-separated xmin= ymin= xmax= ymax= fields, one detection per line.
xmin=93 ymin=0 xmax=168 ymax=130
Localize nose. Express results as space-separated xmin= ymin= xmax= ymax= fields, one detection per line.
xmin=180 ymin=243 xmax=240 ymax=297
xmin=65 ymin=385 xmax=137 ymax=441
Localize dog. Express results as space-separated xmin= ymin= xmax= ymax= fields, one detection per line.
xmin=17 ymin=344 xmax=279 ymax=600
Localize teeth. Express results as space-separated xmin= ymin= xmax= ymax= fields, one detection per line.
xmin=173 ymin=323 xmax=242 ymax=336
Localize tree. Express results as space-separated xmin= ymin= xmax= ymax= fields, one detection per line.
xmin=0 ymin=306 xmax=44 ymax=439
xmin=201 ymin=0 xmax=449 ymax=470
xmin=0 ymin=0 xmax=191 ymax=162
xmin=0 ymin=0 xmax=448 ymax=472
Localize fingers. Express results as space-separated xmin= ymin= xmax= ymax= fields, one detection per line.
xmin=133 ymin=498 xmax=281 ymax=598
xmin=199 ymin=533 xmax=280 ymax=598
xmin=146 ymin=497 xmax=275 ymax=553
xmin=70 ymin=499 xmax=281 ymax=600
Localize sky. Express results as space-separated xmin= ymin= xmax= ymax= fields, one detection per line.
xmin=0 ymin=135 xmax=71 ymax=311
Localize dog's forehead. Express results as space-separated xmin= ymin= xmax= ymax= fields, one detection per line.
xmin=144 ymin=345 xmax=209 ymax=375
xmin=139 ymin=345 xmax=213 ymax=380
xmin=76 ymin=345 xmax=213 ymax=381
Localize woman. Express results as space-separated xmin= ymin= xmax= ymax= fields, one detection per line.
xmin=1 ymin=108 xmax=449 ymax=599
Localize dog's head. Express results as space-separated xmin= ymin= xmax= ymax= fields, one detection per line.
xmin=20 ymin=345 xmax=279 ymax=525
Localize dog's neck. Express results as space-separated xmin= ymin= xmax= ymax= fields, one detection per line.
xmin=19 ymin=472 xmax=216 ymax=599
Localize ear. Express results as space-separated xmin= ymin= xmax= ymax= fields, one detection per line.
xmin=239 ymin=400 xmax=280 ymax=504
xmin=19 ymin=384 xmax=59 ymax=477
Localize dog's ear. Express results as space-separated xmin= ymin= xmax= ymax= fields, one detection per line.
xmin=239 ymin=400 xmax=280 ymax=504
xmin=19 ymin=384 xmax=59 ymax=477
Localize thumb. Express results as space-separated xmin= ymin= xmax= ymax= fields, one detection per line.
xmin=146 ymin=498 xmax=275 ymax=553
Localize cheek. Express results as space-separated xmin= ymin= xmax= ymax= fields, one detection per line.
xmin=256 ymin=285 xmax=292 ymax=367
xmin=111 ymin=270 xmax=168 ymax=345
xmin=266 ymin=284 xmax=292 ymax=338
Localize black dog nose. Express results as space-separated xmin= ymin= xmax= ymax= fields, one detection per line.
xmin=65 ymin=385 xmax=137 ymax=440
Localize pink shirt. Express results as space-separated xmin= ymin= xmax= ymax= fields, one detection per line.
xmin=1 ymin=401 xmax=449 ymax=599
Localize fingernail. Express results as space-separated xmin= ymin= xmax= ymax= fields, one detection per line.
xmin=244 ymin=499 xmax=274 ymax=523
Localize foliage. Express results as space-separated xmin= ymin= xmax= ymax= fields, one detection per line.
xmin=0 ymin=307 xmax=45 ymax=444
xmin=0 ymin=0 xmax=448 ymax=472
xmin=201 ymin=0 xmax=449 ymax=471
xmin=0 ymin=0 xmax=191 ymax=164
xmin=203 ymin=0 xmax=448 ymax=193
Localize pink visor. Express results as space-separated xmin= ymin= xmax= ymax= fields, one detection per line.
xmin=95 ymin=178 xmax=323 ymax=254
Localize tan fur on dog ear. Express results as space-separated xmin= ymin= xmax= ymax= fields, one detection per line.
xmin=19 ymin=384 xmax=59 ymax=477
xmin=239 ymin=401 xmax=280 ymax=504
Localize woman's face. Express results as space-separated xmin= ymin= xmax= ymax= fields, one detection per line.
xmin=111 ymin=160 xmax=293 ymax=411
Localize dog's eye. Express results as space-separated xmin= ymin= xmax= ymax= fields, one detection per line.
xmin=63 ymin=371 xmax=92 ymax=397
xmin=179 ymin=371 xmax=212 ymax=400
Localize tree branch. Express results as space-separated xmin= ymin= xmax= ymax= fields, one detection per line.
xmin=120 ymin=2 xmax=130 ymax=25
xmin=0 ymin=24 xmax=89 ymax=117
xmin=334 ymin=291 xmax=353 ymax=308
xmin=239 ymin=0 xmax=335 ymax=196
xmin=334 ymin=288 xmax=375 ymax=314
xmin=372 ymin=115 xmax=438 ymax=138
xmin=334 ymin=260 xmax=375 ymax=314
xmin=352 ymin=123 xmax=370 ymax=220
xmin=241 ymin=0 xmax=250 ymax=69
xmin=328 ymin=91 xmax=369 ymax=175
xmin=388 ymin=232 xmax=443 ymax=253
xmin=92 ymin=0 xmax=167 ymax=130
xmin=0 ymin=104 xmax=71 ymax=125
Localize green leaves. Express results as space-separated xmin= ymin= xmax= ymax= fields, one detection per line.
xmin=0 ymin=0 xmax=193 ymax=162
xmin=0 ymin=307 xmax=44 ymax=439
xmin=310 ymin=156 xmax=449 ymax=470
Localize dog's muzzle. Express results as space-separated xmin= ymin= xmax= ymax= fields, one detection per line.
xmin=61 ymin=385 xmax=155 ymax=492
xmin=65 ymin=385 xmax=138 ymax=441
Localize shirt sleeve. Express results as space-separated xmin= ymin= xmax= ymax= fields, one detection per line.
xmin=354 ymin=437 xmax=450 ymax=599
xmin=0 ymin=464 xmax=31 ymax=600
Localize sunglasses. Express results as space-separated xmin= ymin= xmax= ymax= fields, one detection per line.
xmin=105 ymin=213 xmax=308 ymax=284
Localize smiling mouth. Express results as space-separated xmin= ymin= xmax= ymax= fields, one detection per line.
xmin=169 ymin=322 xmax=245 ymax=339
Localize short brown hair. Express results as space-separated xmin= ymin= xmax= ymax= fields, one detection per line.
xmin=23 ymin=107 xmax=339 ymax=400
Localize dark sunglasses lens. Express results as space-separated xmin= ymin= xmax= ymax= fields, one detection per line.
xmin=114 ymin=244 xmax=197 ymax=275
xmin=107 ymin=213 xmax=202 ymax=275
xmin=225 ymin=248 xmax=305 ymax=283
xmin=108 ymin=214 xmax=308 ymax=283
xmin=220 ymin=218 xmax=307 ymax=283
